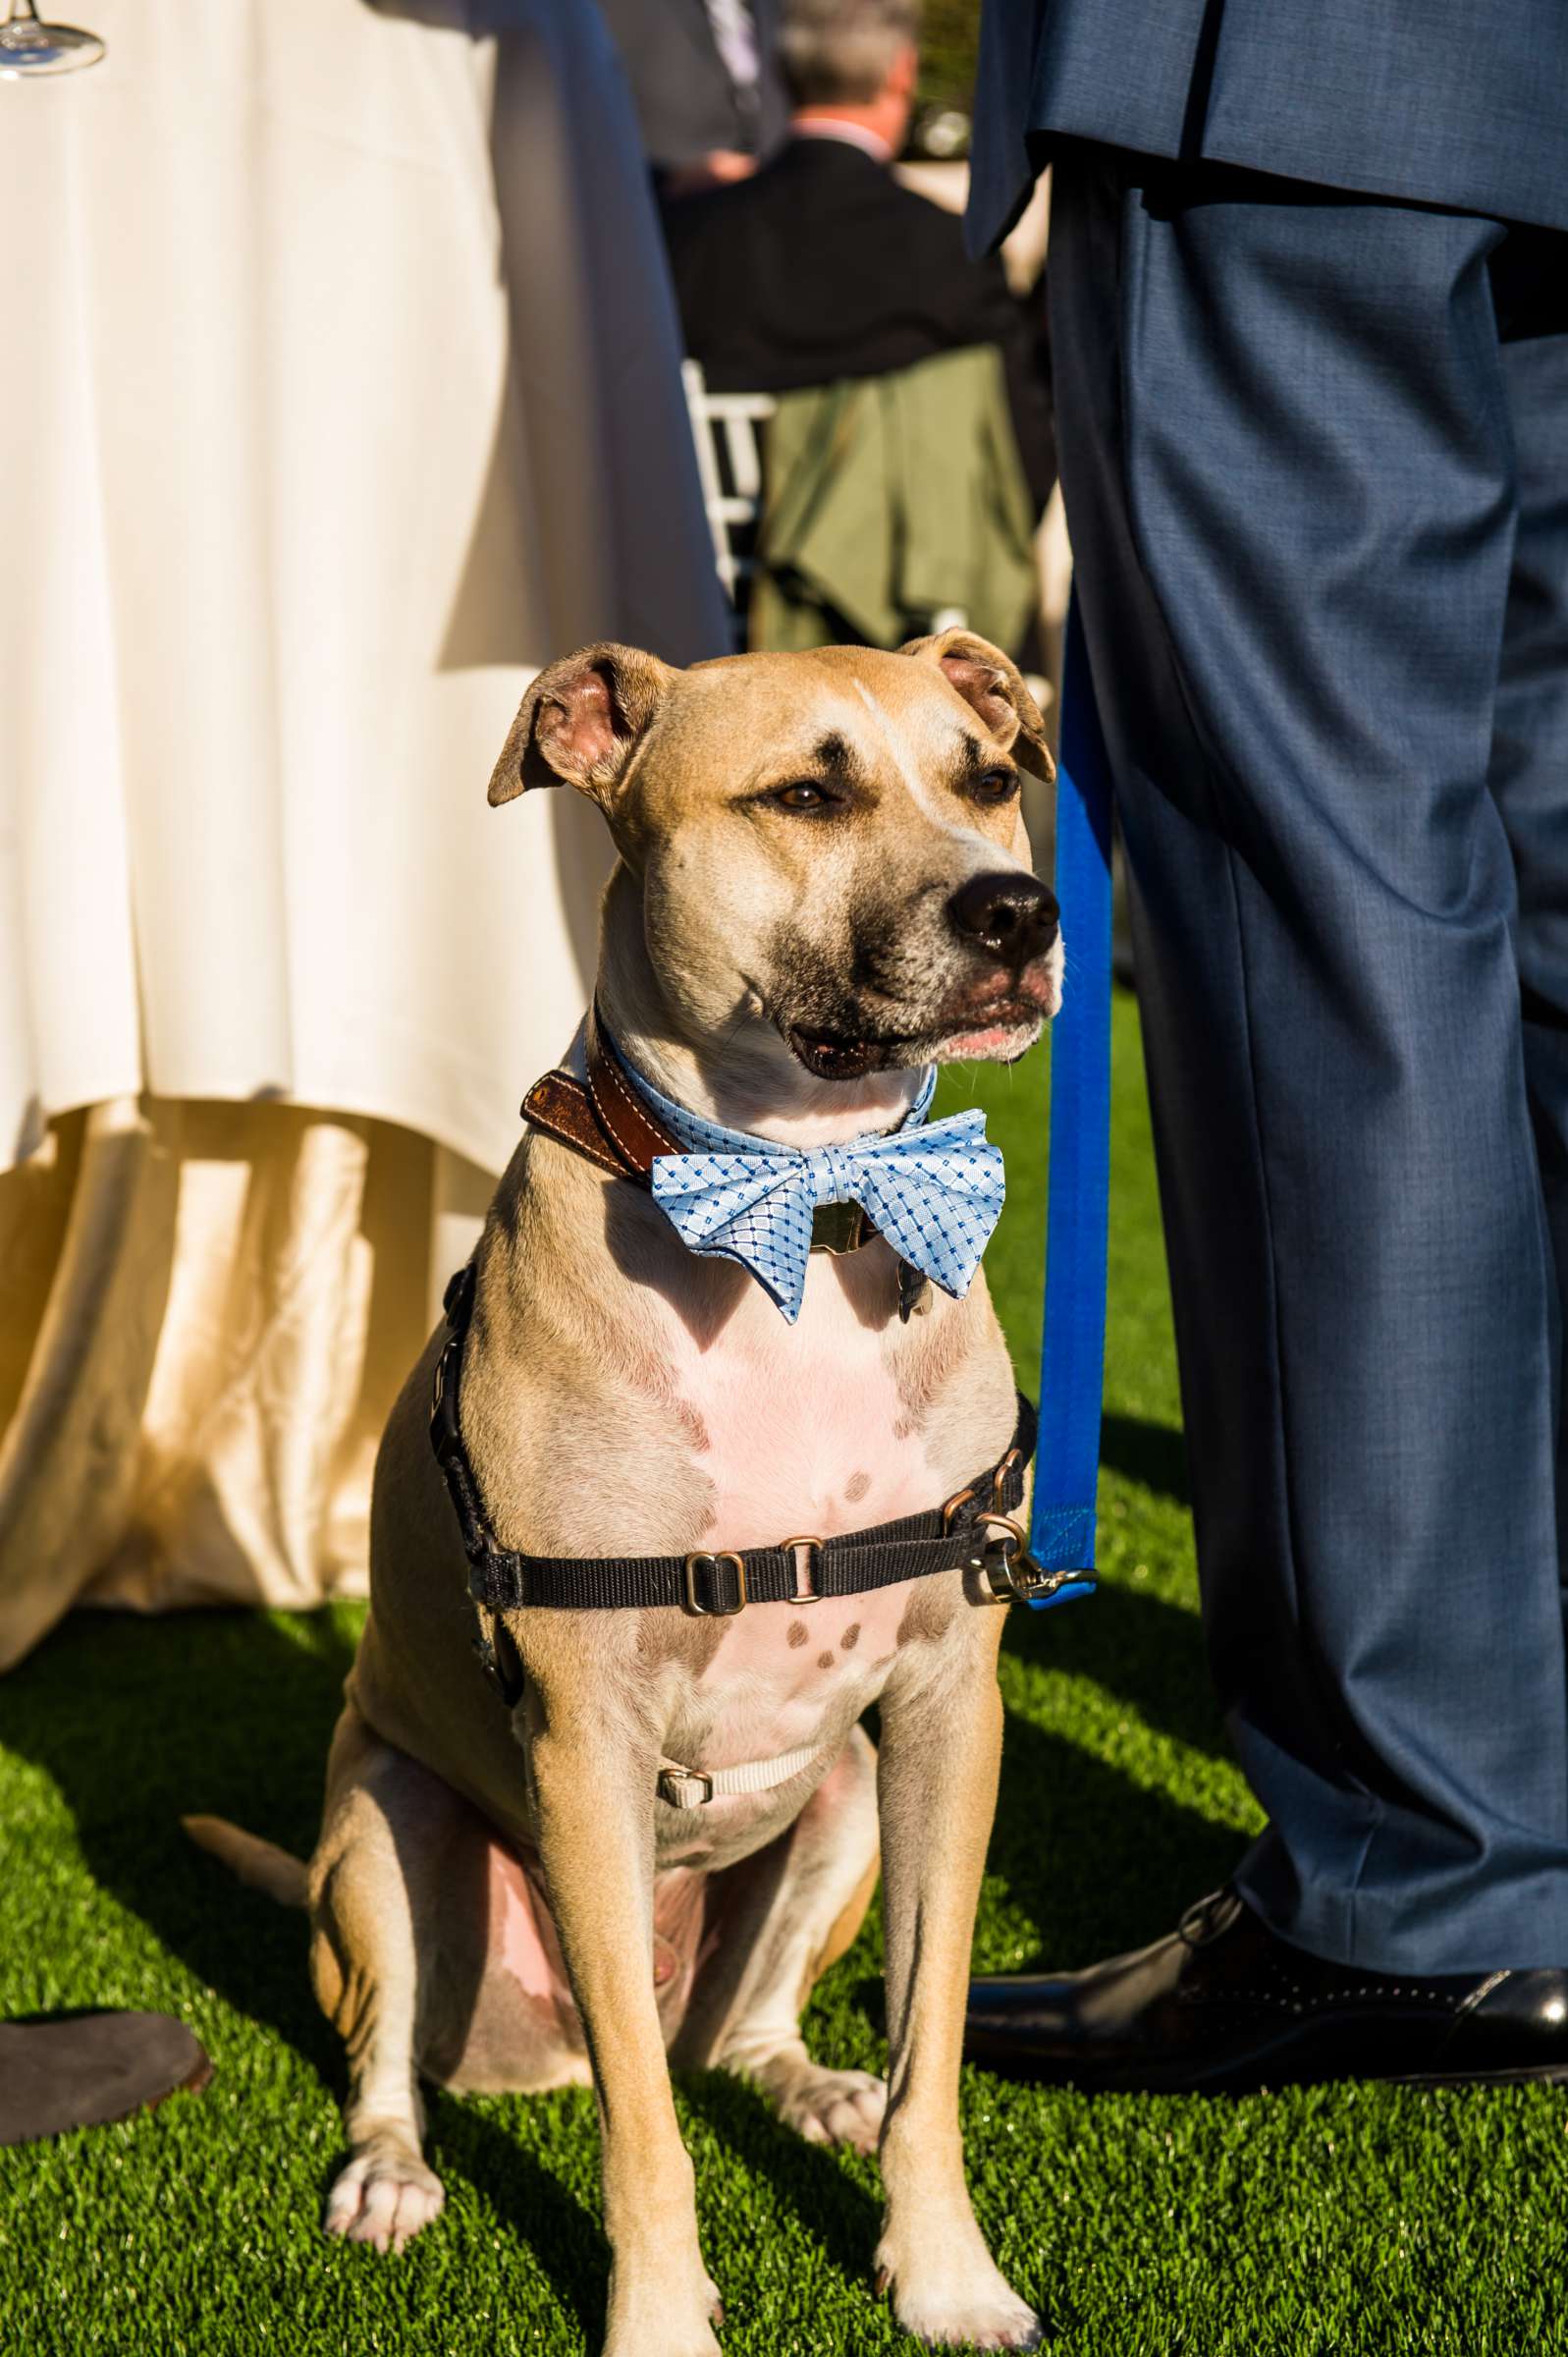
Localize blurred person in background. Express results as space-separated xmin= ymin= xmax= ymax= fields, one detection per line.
xmin=662 ymin=0 xmax=1054 ymax=664
xmin=598 ymin=0 xmax=788 ymax=199
xmin=663 ymin=0 xmax=1054 ymax=523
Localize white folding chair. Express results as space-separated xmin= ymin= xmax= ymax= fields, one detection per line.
xmin=682 ymin=359 xmax=776 ymax=643
xmin=681 ymin=357 xmax=993 ymax=653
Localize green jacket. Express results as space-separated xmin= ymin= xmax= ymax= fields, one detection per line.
xmin=748 ymin=343 xmax=1038 ymax=656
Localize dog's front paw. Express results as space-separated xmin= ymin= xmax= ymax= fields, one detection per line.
xmin=604 ymin=2324 xmax=722 ymax=2357
xmin=325 ymin=2140 xmax=446 ymax=2253
xmin=774 ymin=2062 xmax=888 ymax=2154
xmin=604 ymin=2271 xmax=724 ymax=2357
xmin=876 ymin=2236 xmax=1041 ymax=2351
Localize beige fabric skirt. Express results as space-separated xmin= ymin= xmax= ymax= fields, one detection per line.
xmin=0 ymin=1098 xmax=491 ymax=1672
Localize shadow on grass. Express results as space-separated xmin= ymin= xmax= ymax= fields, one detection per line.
xmin=1100 ymin=1412 xmax=1189 ymax=1506
xmin=425 ymin=2089 xmax=609 ymax=2343
xmin=0 ymin=1582 xmax=1246 ymax=2324
xmin=985 ymin=1704 xmax=1246 ymax=1973
xmin=0 ymin=1605 xmax=615 ymax=2325
xmin=0 ymin=1581 xmax=1241 ymax=1999
xmin=0 ymin=1606 xmax=352 ymax=2072
xmin=847 ymin=1684 xmax=1244 ymax=2022
xmin=1002 ymin=1573 xmax=1229 ymax=1765
xmin=677 ymin=2067 xmax=882 ymax=2286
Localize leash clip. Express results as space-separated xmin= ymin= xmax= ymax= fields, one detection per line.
xmin=971 ymin=1513 xmax=1098 ymax=1610
xmin=971 ymin=1512 xmax=1033 ymax=1602
xmin=970 ymin=1513 xmax=1050 ymax=1604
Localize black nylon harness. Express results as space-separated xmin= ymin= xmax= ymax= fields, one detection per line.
xmin=430 ymin=1261 xmax=1054 ymax=1653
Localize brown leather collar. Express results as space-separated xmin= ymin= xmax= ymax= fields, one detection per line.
xmin=519 ymin=1009 xmax=877 ymax=1259
xmin=519 ymin=1006 xmax=681 ymax=1183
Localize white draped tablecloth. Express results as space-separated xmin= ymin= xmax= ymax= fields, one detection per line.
xmin=0 ymin=0 xmax=729 ymax=1665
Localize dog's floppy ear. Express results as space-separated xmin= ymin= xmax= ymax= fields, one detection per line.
xmin=899 ymin=627 xmax=1055 ymax=783
xmin=487 ymin=642 xmax=676 ymax=808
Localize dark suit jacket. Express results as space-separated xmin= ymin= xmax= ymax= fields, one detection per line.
xmin=967 ymin=0 xmax=1568 ymax=253
xmin=663 ymin=135 xmax=1055 ymax=511
xmin=597 ymin=0 xmax=787 ymax=172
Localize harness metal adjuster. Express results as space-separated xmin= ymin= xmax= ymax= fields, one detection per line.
xmin=783 ymin=1535 xmax=823 ymax=1602
xmin=942 ymin=1484 xmax=978 ymax=1533
xmin=429 ymin=1334 xmax=459 ymax=1442
xmin=682 ymin=1550 xmax=747 ymax=1617
xmin=472 ymin=1625 xmax=507 ymax=1698
xmin=990 ymin=1448 xmax=1025 ymax=1513
xmin=658 ymin=1765 xmax=715 ymax=1809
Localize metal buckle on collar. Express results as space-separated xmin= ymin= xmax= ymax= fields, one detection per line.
xmin=783 ymin=1535 xmax=822 ymax=1602
xmin=658 ymin=1765 xmax=715 ymax=1809
xmin=682 ymin=1550 xmax=747 ymax=1617
xmin=810 ymin=1201 xmax=868 ymax=1256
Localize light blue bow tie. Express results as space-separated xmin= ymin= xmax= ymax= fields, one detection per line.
xmin=602 ymin=1034 xmax=1005 ymax=1323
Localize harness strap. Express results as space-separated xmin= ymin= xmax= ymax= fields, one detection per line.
xmin=657 ymin=1741 xmax=824 ymax=1811
xmin=431 ymin=1258 xmax=1060 ymax=1705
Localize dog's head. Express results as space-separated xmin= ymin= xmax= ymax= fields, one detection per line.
xmin=488 ymin=632 xmax=1060 ymax=1083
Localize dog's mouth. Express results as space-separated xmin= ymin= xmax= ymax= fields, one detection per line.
xmin=784 ymin=983 xmax=1054 ymax=1081
xmin=784 ymin=1025 xmax=897 ymax=1080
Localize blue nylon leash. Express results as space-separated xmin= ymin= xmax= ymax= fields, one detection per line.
xmin=1027 ymin=599 xmax=1112 ymax=1609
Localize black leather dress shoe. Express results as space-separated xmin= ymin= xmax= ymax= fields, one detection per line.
xmin=0 ymin=2014 xmax=212 ymax=2145
xmin=965 ymin=1890 xmax=1568 ymax=2094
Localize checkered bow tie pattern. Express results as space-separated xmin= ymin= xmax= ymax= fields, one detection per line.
xmin=605 ymin=1037 xmax=1005 ymax=1323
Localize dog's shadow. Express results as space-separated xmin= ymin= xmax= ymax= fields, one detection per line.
xmin=0 ymin=1601 xmax=616 ymax=2332
xmin=680 ymin=2067 xmax=884 ymax=2287
xmin=0 ymin=1603 xmax=352 ymax=2071
xmin=424 ymin=2087 xmax=611 ymax=2339
xmin=0 ymin=1561 xmax=1243 ymax=2335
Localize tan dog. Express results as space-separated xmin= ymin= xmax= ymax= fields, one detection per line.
xmin=189 ymin=630 xmax=1061 ymax=2355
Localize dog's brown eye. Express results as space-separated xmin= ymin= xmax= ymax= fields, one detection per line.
xmin=973 ymin=769 xmax=1019 ymax=803
xmin=772 ymin=782 xmax=831 ymax=812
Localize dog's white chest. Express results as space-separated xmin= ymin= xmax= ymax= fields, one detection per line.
xmin=653 ymin=1250 xmax=943 ymax=1765
xmin=690 ymin=1582 xmax=916 ymax=1759
xmin=658 ymin=1250 xmax=940 ymax=1553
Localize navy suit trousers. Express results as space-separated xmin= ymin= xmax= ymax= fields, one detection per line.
xmin=1051 ymin=148 xmax=1568 ymax=1968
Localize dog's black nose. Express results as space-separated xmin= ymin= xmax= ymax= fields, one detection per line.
xmin=947 ymin=872 xmax=1059 ymax=967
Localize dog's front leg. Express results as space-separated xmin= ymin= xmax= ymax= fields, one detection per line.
xmin=526 ymin=1689 xmax=723 ymax=2357
xmin=874 ymin=1610 xmax=1041 ymax=2351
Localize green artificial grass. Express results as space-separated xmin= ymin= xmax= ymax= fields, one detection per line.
xmin=3 ymin=996 xmax=1565 ymax=2355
